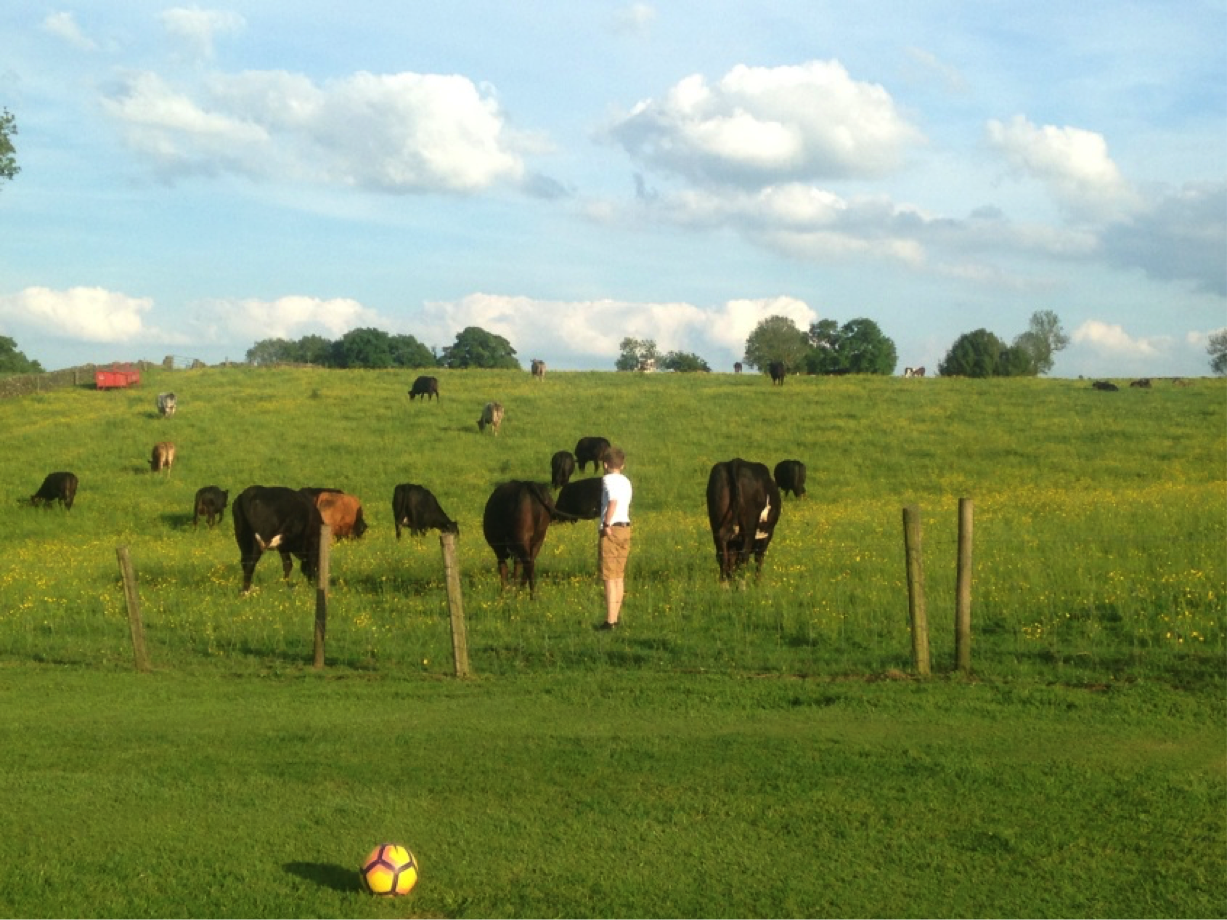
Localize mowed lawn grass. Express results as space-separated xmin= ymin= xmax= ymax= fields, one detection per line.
xmin=0 ymin=667 xmax=1223 ymax=918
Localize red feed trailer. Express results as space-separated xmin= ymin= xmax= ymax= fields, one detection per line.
xmin=95 ymin=367 xmax=142 ymax=390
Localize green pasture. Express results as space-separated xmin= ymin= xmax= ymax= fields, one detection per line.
xmin=0 ymin=367 xmax=1221 ymax=683
xmin=0 ymin=368 xmax=1223 ymax=917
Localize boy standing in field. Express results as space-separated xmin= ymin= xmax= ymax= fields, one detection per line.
xmin=596 ymin=447 xmax=632 ymax=630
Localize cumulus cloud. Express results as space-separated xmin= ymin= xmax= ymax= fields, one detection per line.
xmin=43 ymin=12 xmax=98 ymax=51
xmin=0 ymin=287 xmax=187 ymax=344
xmin=986 ymin=115 xmax=1140 ymax=222
xmin=158 ymin=7 xmax=245 ymax=60
xmin=191 ymin=295 xmax=383 ymax=342
xmin=604 ymin=60 xmax=922 ymax=185
xmin=1071 ymin=319 xmax=1164 ymax=357
xmin=101 ymin=68 xmax=528 ymax=192
xmin=419 ymin=293 xmax=817 ymax=368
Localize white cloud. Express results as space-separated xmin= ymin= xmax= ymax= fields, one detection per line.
xmin=158 ymin=7 xmax=245 ymax=60
xmin=1071 ymin=319 xmax=1164 ymax=357
xmin=420 ymin=293 xmax=818 ymax=368
xmin=191 ymin=295 xmax=382 ymax=342
xmin=904 ymin=47 xmax=967 ymax=93
xmin=986 ymin=115 xmax=1141 ymax=222
xmin=605 ymin=60 xmax=922 ymax=185
xmin=101 ymin=68 xmax=527 ymax=192
xmin=0 ymin=287 xmax=187 ymax=344
xmin=42 ymin=12 xmax=98 ymax=51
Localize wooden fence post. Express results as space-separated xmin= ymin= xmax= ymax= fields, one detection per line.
xmin=902 ymin=505 xmax=930 ymax=677
xmin=955 ymin=498 xmax=974 ymax=673
xmin=440 ymin=533 xmax=470 ymax=678
xmin=115 ymin=546 xmax=151 ymax=672
xmin=314 ymin=526 xmax=331 ymax=670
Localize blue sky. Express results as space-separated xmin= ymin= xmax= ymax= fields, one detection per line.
xmin=1 ymin=1 xmax=1224 ymax=375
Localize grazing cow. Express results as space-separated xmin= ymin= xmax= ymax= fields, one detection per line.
xmin=232 ymin=485 xmax=323 ymax=592
xmin=157 ymin=392 xmax=177 ymax=417
xmin=706 ymin=459 xmax=782 ymax=580
xmin=531 ymin=359 xmax=546 ymax=381
xmin=30 ymin=471 xmax=78 ymax=510
xmin=408 ymin=375 xmax=439 ymax=401
xmin=1092 ymin=380 xmax=1120 ymax=391
xmin=1130 ymin=378 xmax=1152 ymax=388
xmin=392 ymin=483 xmax=459 ymax=539
xmin=1172 ymin=378 xmax=1191 ymax=387
xmin=550 ymin=450 xmax=576 ymax=489
xmin=554 ymin=477 xmax=603 ymax=522
xmin=769 ymin=361 xmax=786 ymax=385
xmin=150 ymin=441 xmax=176 ymax=474
xmin=482 ymin=480 xmax=558 ymax=595
xmin=773 ymin=460 xmax=807 ymax=498
xmin=637 ymin=357 xmax=657 ymax=373
xmin=193 ymin=486 xmax=229 ymax=529
xmin=903 ymin=366 xmax=927 ymax=378
xmin=478 ymin=401 xmax=505 ymax=435
xmin=301 ymin=488 xmax=368 ymax=539
xmin=734 ymin=362 xmax=743 ymax=374
xmin=573 ymin=436 xmax=611 ymax=473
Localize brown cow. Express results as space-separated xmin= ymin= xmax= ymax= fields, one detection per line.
xmin=150 ymin=442 xmax=175 ymax=474
xmin=302 ymin=488 xmax=368 ymax=539
xmin=481 ymin=480 xmax=557 ymax=595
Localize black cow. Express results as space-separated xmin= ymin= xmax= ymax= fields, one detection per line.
xmin=769 ymin=361 xmax=785 ymax=385
xmin=1092 ymin=380 xmax=1119 ymax=391
xmin=193 ymin=486 xmax=229 ymax=528
xmin=232 ymin=485 xmax=324 ymax=593
xmin=706 ymin=459 xmax=782 ymax=580
xmin=554 ymin=477 xmax=603 ymax=521
xmin=734 ymin=362 xmax=743 ymax=374
xmin=550 ymin=450 xmax=576 ymax=489
xmin=31 ymin=471 xmax=78 ymax=510
xmin=774 ymin=460 xmax=807 ymax=498
xmin=574 ymin=436 xmax=611 ymax=473
xmin=408 ymin=375 xmax=439 ymax=401
xmin=393 ymin=483 xmax=459 ymax=539
xmin=482 ymin=480 xmax=558 ymax=595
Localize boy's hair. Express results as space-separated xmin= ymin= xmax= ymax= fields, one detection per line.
xmin=604 ymin=447 xmax=626 ymax=469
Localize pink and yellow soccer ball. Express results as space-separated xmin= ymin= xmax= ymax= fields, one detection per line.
xmin=359 ymin=844 xmax=419 ymax=897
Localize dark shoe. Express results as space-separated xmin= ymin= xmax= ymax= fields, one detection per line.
xmin=595 ymin=620 xmax=619 ymax=631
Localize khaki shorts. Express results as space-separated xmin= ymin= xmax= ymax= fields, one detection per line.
xmin=599 ymin=526 xmax=631 ymax=579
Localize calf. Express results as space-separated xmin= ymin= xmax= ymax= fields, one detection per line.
xmin=773 ymin=460 xmax=807 ymax=498
xmin=478 ymin=401 xmax=505 ymax=435
xmin=302 ymin=487 xmax=368 ymax=539
xmin=1130 ymin=378 xmax=1152 ymax=388
xmin=573 ymin=436 xmax=611 ymax=473
xmin=550 ymin=450 xmax=576 ymax=489
xmin=232 ymin=485 xmax=323 ymax=592
xmin=193 ymin=486 xmax=229 ymax=528
xmin=30 ymin=471 xmax=78 ymax=510
xmin=769 ymin=361 xmax=785 ymax=385
xmin=531 ymin=359 xmax=546 ymax=381
xmin=1092 ymin=380 xmax=1119 ymax=391
xmin=707 ymin=458 xmax=782 ymax=580
xmin=734 ymin=362 xmax=743 ymax=374
xmin=554 ymin=477 xmax=603 ymax=521
xmin=157 ymin=392 xmax=177 ymax=417
xmin=150 ymin=441 xmax=176 ymax=474
xmin=392 ymin=483 xmax=459 ymax=539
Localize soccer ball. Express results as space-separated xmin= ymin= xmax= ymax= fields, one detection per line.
xmin=360 ymin=844 xmax=419 ymax=896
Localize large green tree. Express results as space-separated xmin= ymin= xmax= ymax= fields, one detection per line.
xmin=616 ymin=337 xmax=660 ymax=371
xmin=805 ymin=317 xmax=897 ymax=374
xmin=939 ymin=328 xmax=1036 ymax=378
xmin=442 ymin=326 xmax=520 ymax=369
xmin=0 ymin=336 xmax=42 ymax=373
xmin=1012 ymin=310 xmax=1069 ymax=376
xmin=743 ymin=316 xmax=810 ymax=373
xmin=0 ymin=108 xmax=19 ymax=188
xmin=660 ymin=350 xmax=711 ymax=372
xmin=331 ymin=327 xmax=394 ymax=368
xmin=1208 ymin=329 xmax=1227 ymax=376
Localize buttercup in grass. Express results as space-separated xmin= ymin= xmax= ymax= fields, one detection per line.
xmin=360 ymin=844 xmax=418 ymax=896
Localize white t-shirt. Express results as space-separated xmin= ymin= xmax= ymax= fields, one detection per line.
xmin=600 ymin=472 xmax=632 ymax=528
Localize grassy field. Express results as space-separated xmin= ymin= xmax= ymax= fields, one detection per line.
xmin=0 ymin=367 xmax=1223 ymax=917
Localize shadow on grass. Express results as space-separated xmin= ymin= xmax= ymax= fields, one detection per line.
xmin=284 ymin=861 xmax=359 ymax=893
